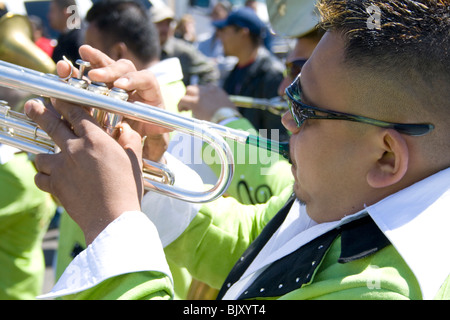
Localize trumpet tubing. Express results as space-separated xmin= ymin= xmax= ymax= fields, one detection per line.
xmin=0 ymin=99 xmax=177 ymax=189
xmin=0 ymin=60 xmax=290 ymax=203
xmin=0 ymin=60 xmax=235 ymax=203
xmin=229 ymin=95 xmax=288 ymax=116
xmin=0 ymin=101 xmax=56 ymax=154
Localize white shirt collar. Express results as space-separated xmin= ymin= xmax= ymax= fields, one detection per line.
xmin=366 ymin=167 xmax=450 ymax=299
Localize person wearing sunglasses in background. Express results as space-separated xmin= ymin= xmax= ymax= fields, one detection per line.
xmin=277 ymin=28 xmax=324 ymax=97
xmin=176 ymin=1 xmax=323 ymax=208
xmin=29 ymin=0 xmax=449 ymax=300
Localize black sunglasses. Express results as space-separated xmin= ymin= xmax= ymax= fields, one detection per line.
xmin=285 ymin=76 xmax=434 ymax=136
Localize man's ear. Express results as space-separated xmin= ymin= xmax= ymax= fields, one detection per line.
xmin=109 ymin=42 xmax=128 ymax=61
xmin=366 ymin=129 xmax=409 ymax=188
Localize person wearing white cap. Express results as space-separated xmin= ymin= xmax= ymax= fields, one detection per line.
xmin=150 ymin=3 xmax=220 ymax=87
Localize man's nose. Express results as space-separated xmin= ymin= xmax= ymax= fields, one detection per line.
xmin=281 ymin=109 xmax=300 ymax=134
xmin=277 ymin=77 xmax=293 ymax=97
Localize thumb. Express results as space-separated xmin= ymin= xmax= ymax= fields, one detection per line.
xmin=117 ymin=122 xmax=143 ymax=163
xmin=117 ymin=122 xmax=144 ymax=199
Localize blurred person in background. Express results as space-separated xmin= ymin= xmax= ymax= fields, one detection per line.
xmin=29 ymin=15 xmax=55 ymax=58
xmin=0 ymin=2 xmax=6 ymax=17
xmin=197 ymin=1 xmax=237 ymax=85
xmin=48 ymin=0 xmax=83 ymax=63
xmin=211 ymin=7 xmax=288 ymax=141
xmin=174 ymin=14 xmax=197 ymax=44
xmin=150 ymin=3 xmax=220 ymax=86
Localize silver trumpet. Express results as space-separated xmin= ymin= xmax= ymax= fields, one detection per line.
xmin=229 ymin=95 xmax=289 ymax=116
xmin=0 ymin=60 xmax=289 ymax=203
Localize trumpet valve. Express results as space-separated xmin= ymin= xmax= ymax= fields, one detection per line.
xmin=87 ymin=81 xmax=110 ymax=131
xmin=68 ymin=77 xmax=88 ymax=89
xmin=106 ymin=87 xmax=128 ymax=133
xmin=108 ymin=87 xmax=129 ymax=101
xmin=75 ymin=59 xmax=91 ymax=80
xmin=87 ymin=82 xmax=128 ymax=135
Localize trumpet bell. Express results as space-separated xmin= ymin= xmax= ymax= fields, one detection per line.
xmin=0 ymin=13 xmax=56 ymax=74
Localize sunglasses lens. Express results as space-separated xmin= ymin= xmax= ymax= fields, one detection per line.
xmin=285 ymin=75 xmax=434 ymax=136
xmin=287 ymin=99 xmax=300 ymax=126
xmin=286 ymin=77 xmax=307 ymax=127
xmin=286 ymin=59 xmax=307 ymax=79
xmin=287 ymin=97 xmax=306 ymax=127
xmin=287 ymin=65 xmax=301 ymax=79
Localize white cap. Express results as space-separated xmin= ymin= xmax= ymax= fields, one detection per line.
xmin=150 ymin=3 xmax=175 ymax=23
xmin=267 ymin=0 xmax=320 ymax=38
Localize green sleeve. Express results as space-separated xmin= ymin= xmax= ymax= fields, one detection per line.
xmin=159 ymin=80 xmax=188 ymax=116
xmin=0 ymin=153 xmax=56 ymax=299
xmin=55 ymin=210 xmax=192 ymax=300
xmin=62 ymin=271 xmax=173 ymax=300
xmin=165 ymin=185 xmax=293 ymax=289
xmin=434 ymin=274 xmax=450 ymax=299
xmin=55 ymin=210 xmax=85 ymax=281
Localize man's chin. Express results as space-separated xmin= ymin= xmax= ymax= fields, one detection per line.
xmin=292 ymin=185 xmax=307 ymax=206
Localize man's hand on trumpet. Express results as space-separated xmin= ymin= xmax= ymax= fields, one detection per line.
xmin=23 ymin=45 xmax=167 ymax=245
xmin=58 ymin=45 xmax=170 ymax=163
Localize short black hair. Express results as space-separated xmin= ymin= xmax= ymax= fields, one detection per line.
xmin=317 ymin=0 xmax=449 ymax=86
xmin=317 ymin=0 xmax=450 ymax=159
xmin=86 ymin=0 xmax=160 ymax=64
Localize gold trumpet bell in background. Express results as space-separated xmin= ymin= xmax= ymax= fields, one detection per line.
xmin=0 ymin=13 xmax=56 ymax=74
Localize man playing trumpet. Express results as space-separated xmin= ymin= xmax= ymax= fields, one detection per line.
xmin=22 ymin=0 xmax=450 ymax=300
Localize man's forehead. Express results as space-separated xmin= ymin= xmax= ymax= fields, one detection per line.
xmin=309 ymin=32 xmax=346 ymax=66
xmin=299 ymin=32 xmax=354 ymax=110
xmin=301 ymin=32 xmax=346 ymax=84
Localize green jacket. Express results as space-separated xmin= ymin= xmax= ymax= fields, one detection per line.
xmin=0 ymin=152 xmax=56 ymax=299
xmin=54 ymin=183 xmax=450 ymax=300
